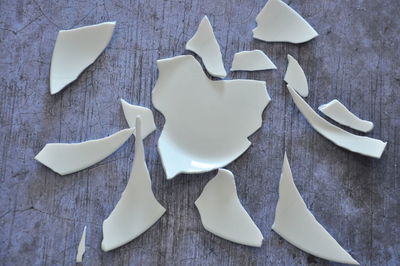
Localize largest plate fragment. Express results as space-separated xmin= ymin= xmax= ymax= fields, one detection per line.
xmin=152 ymin=55 xmax=270 ymax=179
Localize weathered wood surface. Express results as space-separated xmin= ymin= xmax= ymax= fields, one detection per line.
xmin=0 ymin=0 xmax=399 ymax=265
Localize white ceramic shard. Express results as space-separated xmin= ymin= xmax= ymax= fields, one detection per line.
xmin=318 ymin=99 xmax=374 ymax=133
xmin=185 ymin=16 xmax=227 ymax=78
xmin=231 ymin=50 xmax=276 ymax=71
xmin=102 ymin=116 xmax=165 ymax=252
xmin=35 ymin=128 xmax=134 ymax=175
xmin=120 ymin=99 xmax=156 ymax=138
xmin=272 ymin=154 xmax=359 ymax=265
xmin=253 ymin=0 xmax=318 ymax=43
xmin=287 ymin=86 xmax=386 ymax=158
xmin=50 ymin=22 xmax=116 ymax=94
xmin=195 ymin=169 xmax=263 ymax=247
xmin=76 ymin=226 xmax=86 ymax=263
xmin=152 ymin=55 xmax=270 ymax=179
xmin=284 ymin=54 xmax=308 ymax=97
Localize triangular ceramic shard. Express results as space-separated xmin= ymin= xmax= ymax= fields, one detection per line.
xmin=318 ymin=99 xmax=374 ymax=133
xmin=284 ymin=54 xmax=309 ymax=97
xmin=272 ymin=154 xmax=359 ymax=265
xmin=102 ymin=116 xmax=166 ymax=252
xmin=287 ymin=86 xmax=387 ymax=158
xmin=76 ymin=226 xmax=86 ymax=263
xmin=50 ymin=22 xmax=116 ymax=94
xmin=120 ymin=99 xmax=156 ymax=138
xmin=185 ymin=16 xmax=227 ymax=78
xmin=195 ymin=169 xmax=264 ymax=247
xmin=35 ymin=128 xmax=134 ymax=175
xmin=231 ymin=50 xmax=277 ymax=71
xmin=252 ymin=0 xmax=318 ymax=43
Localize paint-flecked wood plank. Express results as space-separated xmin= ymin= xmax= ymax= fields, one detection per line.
xmin=0 ymin=0 xmax=399 ymax=265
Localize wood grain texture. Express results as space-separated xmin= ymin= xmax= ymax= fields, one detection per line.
xmin=0 ymin=0 xmax=399 ymax=265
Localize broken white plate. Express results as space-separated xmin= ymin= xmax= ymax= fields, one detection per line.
xmin=231 ymin=50 xmax=276 ymax=71
xmin=272 ymin=154 xmax=359 ymax=265
xmin=120 ymin=99 xmax=156 ymax=138
xmin=253 ymin=0 xmax=318 ymax=43
xmin=35 ymin=128 xmax=133 ymax=175
xmin=102 ymin=116 xmax=165 ymax=252
xmin=287 ymin=86 xmax=386 ymax=158
xmin=152 ymin=55 xmax=270 ymax=179
xmin=284 ymin=54 xmax=308 ymax=97
xmin=50 ymin=22 xmax=116 ymax=94
xmin=76 ymin=226 xmax=86 ymax=263
xmin=195 ymin=169 xmax=263 ymax=247
xmin=319 ymin=99 xmax=374 ymax=133
xmin=185 ymin=16 xmax=227 ymax=78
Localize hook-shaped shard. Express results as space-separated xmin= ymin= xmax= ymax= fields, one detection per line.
xmin=76 ymin=226 xmax=86 ymax=263
xmin=231 ymin=50 xmax=276 ymax=71
xmin=120 ymin=99 xmax=156 ymax=138
xmin=284 ymin=54 xmax=308 ymax=97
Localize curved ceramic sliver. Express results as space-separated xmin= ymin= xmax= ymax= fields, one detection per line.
xmin=272 ymin=154 xmax=359 ymax=265
xmin=195 ymin=169 xmax=264 ymax=247
xmin=231 ymin=50 xmax=276 ymax=71
xmin=121 ymin=99 xmax=156 ymax=138
xmin=287 ymin=86 xmax=386 ymax=158
xmin=76 ymin=226 xmax=86 ymax=263
xmin=284 ymin=54 xmax=308 ymax=97
xmin=102 ymin=117 xmax=165 ymax=252
xmin=35 ymin=128 xmax=134 ymax=175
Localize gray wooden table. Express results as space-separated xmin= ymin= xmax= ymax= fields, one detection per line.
xmin=1 ymin=0 xmax=399 ymax=265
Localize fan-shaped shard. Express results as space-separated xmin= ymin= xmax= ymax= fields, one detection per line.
xmin=272 ymin=154 xmax=359 ymax=265
xmin=50 ymin=22 xmax=116 ymax=94
xmin=121 ymin=99 xmax=156 ymax=138
xmin=195 ymin=169 xmax=263 ymax=247
xmin=76 ymin=226 xmax=86 ymax=263
xmin=231 ymin=50 xmax=276 ymax=71
xmin=102 ymin=117 xmax=166 ymax=252
xmin=287 ymin=86 xmax=386 ymax=158
xmin=319 ymin=99 xmax=374 ymax=133
xmin=185 ymin=16 xmax=226 ymax=78
xmin=253 ymin=0 xmax=318 ymax=44
xmin=284 ymin=54 xmax=308 ymax=97
xmin=35 ymin=128 xmax=134 ymax=175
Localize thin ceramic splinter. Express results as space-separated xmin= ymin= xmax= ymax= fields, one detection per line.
xmin=195 ymin=169 xmax=264 ymax=247
xmin=152 ymin=55 xmax=270 ymax=179
xmin=35 ymin=128 xmax=134 ymax=175
xmin=185 ymin=16 xmax=227 ymax=78
xmin=284 ymin=54 xmax=309 ymax=97
xmin=121 ymin=99 xmax=156 ymax=138
xmin=76 ymin=226 xmax=87 ymax=263
xmin=50 ymin=22 xmax=116 ymax=94
xmin=102 ymin=116 xmax=165 ymax=252
xmin=272 ymin=154 xmax=359 ymax=265
xmin=319 ymin=99 xmax=374 ymax=133
xmin=231 ymin=50 xmax=277 ymax=71
xmin=287 ymin=86 xmax=386 ymax=158
xmin=253 ymin=0 xmax=318 ymax=43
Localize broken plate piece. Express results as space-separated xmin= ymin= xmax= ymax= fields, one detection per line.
xmin=195 ymin=169 xmax=263 ymax=247
xmin=121 ymin=99 xmax=156 ymax=138
xmin=50 ymin=22 xmax=116 ymax=94
xmin=102 ymin=116 xmax=165 ymax=252
xmin=253 ymin=0 xmax=318 ymax=43
xmin=35 ymin=128 xmax=133 ymax=175
xmin=185 ymin=16 xmax=226 ymax=78
xmin=318 ymin=99 xmax=374 ymax=133
xmin=231 ymin=50 xmax=276 ymax=71
xmin=152 ymin=55 xmax=270 ymax=179
xmin=76 ymin=226 xmax=86 ymax=263
xmin=272 ymin=154 xmax=359 ymax=265
xmin=284 ymin=54 xmax=308 ymax=97
xmin=287 ymin=86 xmax=386 ymax=158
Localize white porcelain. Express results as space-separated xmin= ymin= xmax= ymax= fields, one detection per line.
xmin=102 ymin=116 xmax=166 ymax=252
xmin=35 ymin=128 xmax=134 ymax=175
xmin=186 ymin=16 xmax=227 ymax=78
xmin=287 ymin=86 xmax=386 ymax=158
xmin=231 ymin=50 xmax=276 ymax=71
xmin=76 ymin=226 xmax=86 ymax=263
xmin=50 ymin=22 xmax=116 ymax=94
xmin=121 ymin=99 xmax=156 ymax=138
xmin=195 ymin=169 xmax=264 ymax=247
xmin=152 ymin=55 xmax=270 ymax=179
xmin=272 ymin=153 xmax=359 ymax=265
xmin=253 ymin=0 xmax=318 ymax=43
xmin=284 ymin=54 xmax=308 ymax=97
xmin=319 ymin=99 xmax=374 ymax=133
